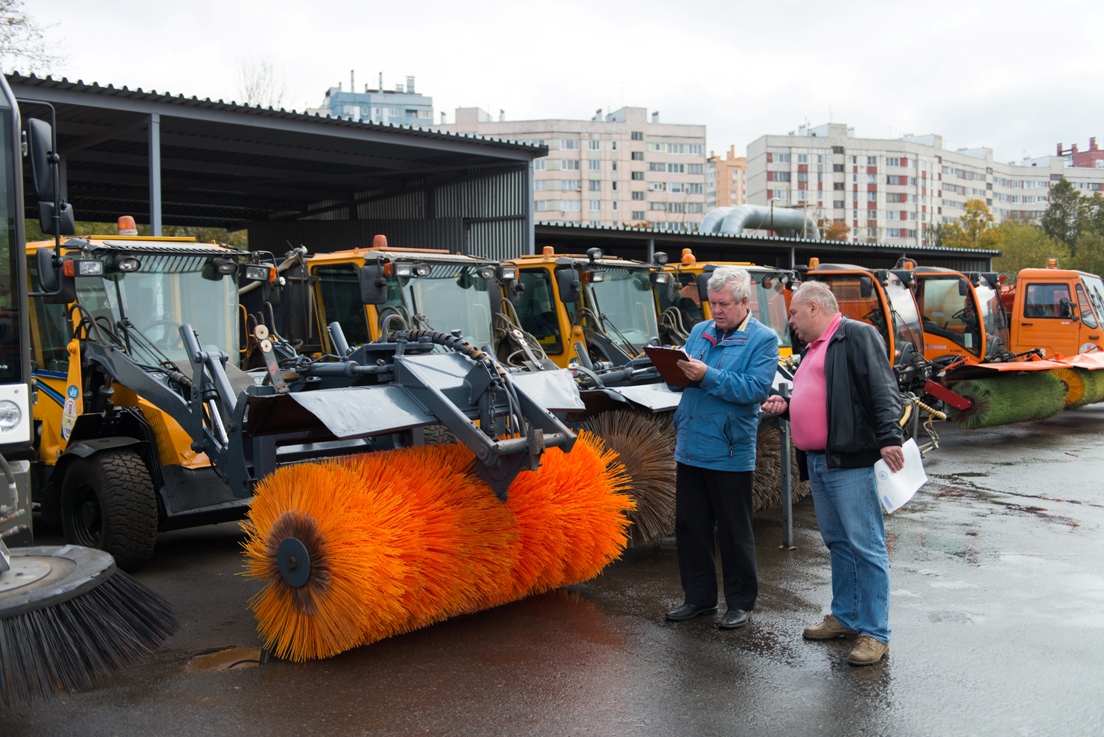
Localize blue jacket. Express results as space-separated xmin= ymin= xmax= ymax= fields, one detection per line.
xmin=672 ymin=316 xmax=779 ymax=472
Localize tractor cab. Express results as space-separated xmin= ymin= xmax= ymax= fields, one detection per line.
xmin=905 ymin=264 xmax=1008 ymax=365
xmin=656 ymin=248 xmax=795 ymax=357
xmin=307 ymin=236 xmax=514 ymax=356
xmin=508 ymin=247 xmax=663 ymax=369
xmin=806 ymin=261 xmax=927 ymax=391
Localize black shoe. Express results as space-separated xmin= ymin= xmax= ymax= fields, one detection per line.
xmin=718 ymin=608 xmax=751 ymax=630
xmin=665 ymin=603 xmax=718 ymax=621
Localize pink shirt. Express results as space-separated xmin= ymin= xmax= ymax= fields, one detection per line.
xmin=789 ymin=313 xmax=842 ymax=451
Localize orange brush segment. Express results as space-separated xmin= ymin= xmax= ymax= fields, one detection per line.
xmin=243 ymin=461 xmax=409 ymax=661
xmin=505 ymin=430 xmax=634 ymax=598
xmin=337 ymin=445 xmax=521 ymax=644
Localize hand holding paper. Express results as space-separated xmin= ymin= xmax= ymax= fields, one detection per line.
xmin=874 ymin=438 xmax=927 ymax=514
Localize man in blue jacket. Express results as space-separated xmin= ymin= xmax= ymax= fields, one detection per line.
xmin=665 ymin=266 xmax=779 ymax=629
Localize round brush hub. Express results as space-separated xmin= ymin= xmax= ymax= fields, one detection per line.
xmin=276 ymin=537 xmax=311 ymax=588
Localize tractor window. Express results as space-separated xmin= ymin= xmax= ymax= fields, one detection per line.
xmin=1023 ymin=284 xmax=1071 ymax=319
xmin=25 ymin=256 xmax=71 ymax=373
xmin=588 ymin=267 xmax=660 ymax=349
xmin=750 ymin=273 xmax=793 ymax=350
xmin=818 ymin=275 xmax=890 ymax=350
xmin=517 ymin=269 xmax=563 ymax=355
xmin=883 ymin=275 xmax=925 ymax=361
xmin=1080 ymin=275 xmax=1104 ymax=326
xmin=1075 ymin=285 xmax=1098 ymax=329
xmin=401 ymin=263 xmax=493 ymax=347
xmin=313 ymin=264 xmax=371 ymax=349
xmin=916 ymin=277 xmax=981 ymax=356
xmin=974 ymin=281 xmax=1008 ymax=351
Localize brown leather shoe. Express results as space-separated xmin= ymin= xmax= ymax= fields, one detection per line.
xmin=848 ymin=635 xmax=889 ymax=666
xmin=802 ymin=614 xmax=858 ymax=640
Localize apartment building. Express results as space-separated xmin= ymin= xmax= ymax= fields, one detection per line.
xmin=746 ymin=123 xmax=1104 ymax=247
xmin=308 ymin=73 xmax=434 ymax=127
xmin=706 ymin=146 xmax=747 ymax=209
xmin=437 ymin=107 xmax=707 ymax=228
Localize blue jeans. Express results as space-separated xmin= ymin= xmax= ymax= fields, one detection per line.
xmin=806 ymin=451 xmax=891 ymax=644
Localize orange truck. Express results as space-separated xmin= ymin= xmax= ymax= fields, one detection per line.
xmin=1000 ymin=260 xmax=1104 ymax=357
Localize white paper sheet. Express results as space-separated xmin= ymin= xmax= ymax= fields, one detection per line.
xmin=874 ymin=438 xmax=927 ymax=514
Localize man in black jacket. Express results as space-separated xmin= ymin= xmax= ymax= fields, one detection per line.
xmin=761 ymin=281 xmax=903 ymax=666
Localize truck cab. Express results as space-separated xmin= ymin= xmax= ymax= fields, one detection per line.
xmin=1006 ymin=264 xmax=1104 ymax=357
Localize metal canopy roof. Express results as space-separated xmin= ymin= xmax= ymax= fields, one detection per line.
xmin=534 ymin=222 xmax=999 ymax=271
xmin=8 ymin=73 xmax=546 ymax=230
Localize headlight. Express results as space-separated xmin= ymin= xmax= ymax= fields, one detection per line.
xmin=0 ymin=400 xmax=22 ymax=432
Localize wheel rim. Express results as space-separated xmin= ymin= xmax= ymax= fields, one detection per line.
xmin=66 ymin=480 xmax=103 ymax=547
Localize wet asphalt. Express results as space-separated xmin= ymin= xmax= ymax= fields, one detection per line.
xmin=5 ymin=407 xmax=1104 ymax=736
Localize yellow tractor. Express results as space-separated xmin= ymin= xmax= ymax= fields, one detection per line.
xmin=26 ymin=231 xmax=270 ymax=569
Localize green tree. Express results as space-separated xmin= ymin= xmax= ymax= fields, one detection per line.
xmin=1069 ymin=192 xmax=1104 ymax=276
xmin=942 ymin=198 xmax=1005 ymax=250
xmin=26 ymin=219 xmax=247 ymax=249
xmin=1040 ymin=177 xmax=1085 ymax=253
xmin=993 ymin=220 xmax=1068 ymax=281
xmin=923 ymin=221 xmax=945 ymax=248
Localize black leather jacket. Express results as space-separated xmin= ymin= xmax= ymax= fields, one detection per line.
xmin=790 ymin=317 xmax=904 ymax=477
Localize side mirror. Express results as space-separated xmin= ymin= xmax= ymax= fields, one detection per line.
xmin=27 ymin=118 xmax=56 ymax=200
xmin=696 ymin=272 xmax=711 ymax=303
xmin=38 ymin=201 xmax=75 ymax=237
xmin=357 ymin=263 xmax=388 ymax=305
xmin=1059 ymin=297 xmax=1077 ymax=319
xmin=958 ymin=279 xmax=969 ymax=297
xmin=35 ymin=249 xmax=76 ymax=305
xmin=556 ymin=267 xmax=581 ymax=304
xmin=860 ymin=276 xmax=874 ymax=299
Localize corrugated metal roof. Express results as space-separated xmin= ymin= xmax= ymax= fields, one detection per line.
xmin=8 ymin=73 xmax=546 ymax=230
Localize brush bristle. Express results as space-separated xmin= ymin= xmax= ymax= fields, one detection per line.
xmin=1050 ymin=367 xmax=1087 ymax=408
xmin=242 ymin=433 xmax=635 ymax=661
xmin=580 ymin=410 xmax=674 ymax=546
xmin=0 ymin=569 xmax=177 ymax=708
xmin=947 ymin=373 xmax=1068 ymax=429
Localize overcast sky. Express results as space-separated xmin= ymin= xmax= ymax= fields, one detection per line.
xmin=30 ymin=0 xmax=1104 ymax=164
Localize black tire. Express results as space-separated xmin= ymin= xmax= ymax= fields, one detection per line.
xmin=60 ymin=449 xmax=159 ymax=572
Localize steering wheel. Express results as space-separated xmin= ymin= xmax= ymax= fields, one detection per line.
xmin=951 ymin=308 xmax=969 ymax=322
xmin=142 ymin=319 xmax=185 ymax=351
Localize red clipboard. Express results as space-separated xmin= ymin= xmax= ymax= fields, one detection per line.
xmin=643 ymin=345 xmax=692 ymax=387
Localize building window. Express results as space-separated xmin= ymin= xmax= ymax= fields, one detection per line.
xmin=798 ymin=154 xmax=808 ymax=164
xmin=631 ymin=131 xmax=644 ymax=140
xmin=632 ymin=191 xmax=645 ymax=200
xmin=561 ymin=139 xmax=580 ymax=150
xmin=534 ymin=160 xmax=547 ymax=171
xmin=688 ymin=164 xmax=703 ymax=174
xmin=670 ymin=182 xmax=685 ymax=194
xmin=688 ymin=144 xmax=704 ymax=155
xmin=612 ymin=181 xmax=618 ymax=191
xmin=867 ymin=156 xmax=877 ymax=166
xmin=834 ymin=200 xmax=845 ymax=209
xmin=631 ymin=151 xmax=644 ymax=161
xmin=833 ymin=164 xmax=845 ymax=172
xmin=632 ymin=210 xmax=645 ymax=220
xmin=562 ymin=160 xmax=581 ymax=171
xmin=561 ymin=180 xmax=581 ymax=191
xmin=612 ymin=201 xmax=619 ymax=211
xmin=588 ymin=160 xmax=601 ymax=171
xmin=833 ymin=182 xmax=845 ymax=191
xmin=649 ymin=162 xmax=665 ymax=172
xmin=589 ymin=180 xmax=601 ymax=191
xmin=562 ymin=201 xmax=581 ymax=212
xmin=833 ymin=146 xmax=844 ymax=154
xmin=589 ymin=199 xmax=601 ymax=210
xmin=688 ymin=183 xmax=702 ymax=194
xmin=631 ymin=171 xmax=644 ymax=180
xmin=588 ymin=140 xmax=600 ymax=151
xmin=667 ymin=163 xmax=685 ymax=173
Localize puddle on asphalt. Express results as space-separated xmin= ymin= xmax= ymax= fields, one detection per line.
xmin=188 ymin=647 xmax=267 ymax=671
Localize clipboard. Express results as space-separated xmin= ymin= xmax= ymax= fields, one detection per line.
xmin=643 ymin=345 xmax=692 ymax=387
